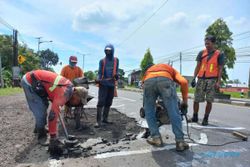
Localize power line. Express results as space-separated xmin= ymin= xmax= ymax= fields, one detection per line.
xmin=118 ymin=0 xmax=169 ymax=46
xmin=0 ymin=16 xmax=15 ymax=30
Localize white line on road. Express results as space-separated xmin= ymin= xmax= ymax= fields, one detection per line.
xmin=117 ymin=96 xmax=136 ymax=102
xmin=48 ymin=159 xmax=62 ymax=167
xmin=185 ymin=123 xmax=246 ymax=130
xmin=94 ymin=138 xmax=204 ymax=159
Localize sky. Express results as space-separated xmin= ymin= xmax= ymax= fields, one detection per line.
xmin=0 ymin=0 xmax=250 ymax=83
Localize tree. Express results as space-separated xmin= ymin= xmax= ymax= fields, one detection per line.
xmin=140 ymin=48 xmax=154 ymax=77
xmin=118 ymin=68 xmax=125 ymax=80
xmin=40 ymin=49 xmax=59 ymax=70
xmin=84 ymin=71 xmax=96 ymax=80
xmin=0 ymin=35 xmax=13 ymax=71
xmin=19 ymin=44 xmax=40 ymax=75
xmin=206 ymin=18 xmax=236 ymax=82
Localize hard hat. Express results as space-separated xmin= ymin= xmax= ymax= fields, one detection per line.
xmin=69 ymin=56 xmax=78 ymax=63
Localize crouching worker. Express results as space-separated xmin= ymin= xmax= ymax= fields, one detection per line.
xmin=142 ymin=63 xmax=189 ymax=151
xmin=21 ymin=70 xmax=88 ymax=155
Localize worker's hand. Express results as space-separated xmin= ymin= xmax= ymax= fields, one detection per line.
xmin=215 ymin=81 xmax=220 ymax=90
xmin=114 ymin=74 xmax=119 ymax=81
xmin=48 ymin=138 xmax=64 ymax=156
xmin=191 ymin=78 xmax=196 ymax=88
xmin=95 ymin=79 xmax=101 ymax=84
xmin=180 ymin=102 xmax=188 ymax=115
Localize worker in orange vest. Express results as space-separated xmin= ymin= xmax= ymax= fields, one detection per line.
xmin=142 ymin=63 xmax=189 ymax=152
xmin=21 ymin=70 xmax=88 ymax=155
xmin=95 ymin=44 xmax=119 ymax=128
xmin=60 ymin=55 xmax=84 ymax=82
xmin=61 ymin=55 xmax=84 ymax=118
xmin=190 ymin=35 xmax=224 ymax=126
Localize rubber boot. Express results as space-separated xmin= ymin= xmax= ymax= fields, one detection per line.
xmin=102 ymin=107 xmax=113 ymax=124
xmin=37 ymin=128 xmax=49 ymax=146
xmin=94 ymin=107 xmax=102 ymax=128
xmin=202 ymin=114 xmax=209 ymax=126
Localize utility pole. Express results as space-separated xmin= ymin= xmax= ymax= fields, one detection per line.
xmin=0 ymin=53 xmax=4 ymax=88
xmin=248 ymin=68 xmax=250 ymax=98
xmin=12 ymin=29 xmax=20 ymax=87
xmin=180 ymin=52 xmax=182 ymax=74
xmin=77 ymin=52 xmax=89 ymax=70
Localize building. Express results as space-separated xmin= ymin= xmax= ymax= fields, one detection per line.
xmin=128 ymin=69 xmax=141 ymax=86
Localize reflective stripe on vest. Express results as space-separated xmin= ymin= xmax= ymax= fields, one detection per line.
xmin=49 ymin=75 xmax=63 ymax=92
xmin=101 ymin=57 xmax=117 ymax=79
xmin=198 ymin=49 xmax=220 ymax=78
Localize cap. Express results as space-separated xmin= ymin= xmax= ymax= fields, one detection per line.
xmin=74 ymin=86 xmax=88 ymax=105
xmin=69 ymin=56 xmax=78 ymax=63
xmin=105 ymin=47 xmax=112 ymax=51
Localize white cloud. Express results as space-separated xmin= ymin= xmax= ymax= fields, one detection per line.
xmin=161 ymin=12 xmax=189 ymax=28
xmin=196 ymin=14 xmax=214 ymax=28
xmin=72 ymin=0 xmax=154 ymax=33
xmin=224 ymin=16 xmax=250 ymax=27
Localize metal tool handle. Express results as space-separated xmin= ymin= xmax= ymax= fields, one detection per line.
xmin=58 ymin=112 xmax=69 ymax=139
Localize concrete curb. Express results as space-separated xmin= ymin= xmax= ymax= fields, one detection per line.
xmin=122 ymin=88 xmax=250 ymax=107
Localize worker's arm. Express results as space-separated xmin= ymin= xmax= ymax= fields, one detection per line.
xmin=48 ymin=95 xmax=68 ymax=137
xmin=193 ymin=61 xmax=201 ymax=78
xmin=78 ymin=67 xmax=84 ymax=77
xmin=97 ymin=60 xmax=103 ymax=80
xmin=215 ymin=52 xmax=225 ymax=89
xmin=60 ymin=66 xmax=66 ymax=77
xmin=173 ymin=71 xmax=188 ymax=103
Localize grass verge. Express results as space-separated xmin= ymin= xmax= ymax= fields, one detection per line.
xmin=0 ymin=87 xmax=23 ymax=96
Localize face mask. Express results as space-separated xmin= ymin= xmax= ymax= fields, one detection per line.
xmin=69 ymin=61 xmax=76 ymax=67
xmin=105 ymin=50 xmax=113 ymax=60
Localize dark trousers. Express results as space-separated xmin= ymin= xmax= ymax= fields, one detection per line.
xmin=97 ymin=84 xmax=115 ymax=108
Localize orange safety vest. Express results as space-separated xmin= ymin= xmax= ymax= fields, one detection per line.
xmin=101 ymin=57 xmax=118 ymax=79
xmin=198 ymin=49 xmax=220 ymax=78
xmin=143 ymin=64 xmax=174 ymax=81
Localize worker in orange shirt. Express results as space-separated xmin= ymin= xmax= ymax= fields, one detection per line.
xmin=61 ymin=55 xmax=84 ymax=118
xmin=21 ymin=70 xmax=88 ymax=155
xmin=142 ymin=63 xmax=189 ymax=152
xmin=60 ymin=55 xmax=84 ymax=82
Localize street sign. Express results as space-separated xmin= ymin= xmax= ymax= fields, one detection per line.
xmin=18 ymin=55 xmax=26 ymax=64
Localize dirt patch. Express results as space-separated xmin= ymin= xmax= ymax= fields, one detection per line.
xmin=60 ymin=108 xmax=141 ymax=142
xmin=17 ymin=107 xmax=142 ymax=164
xmin=0 ymin=93 xmax=142 ymax=166
xmin=0 ymin=93 xmax=36 ymax=167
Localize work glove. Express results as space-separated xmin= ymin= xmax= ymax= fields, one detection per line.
xmin=180 ymin=102 xmax=188 ymax=115
xmin=191 ymin=78 xmax=196 ymax=88
xmin=95 ymin=79 xmax=101 ymax=84
xmin=48 ymin=138 xmax=64 ymax=156
xmin=114 ymin=74 xmax=119 ymax=81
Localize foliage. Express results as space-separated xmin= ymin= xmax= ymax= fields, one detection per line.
xmin=206 ymin=18 xmax=236 ymax=82
xmin=118 ymin=68 xmax=125 ymax=80
xmin=140 ymin=48 xmax=154 ymax=77
xmin=19 ymin=44 xmax=40 ymax=75
xmin=2 ymin=68 xmax=12 ymax=87
xmin=39 ymin=49 xmax=59 ymax=70
xmin=0 ymin=35 xmax=13 ymax=71
xmin=84 ymin=71 xmax=96 ymax=80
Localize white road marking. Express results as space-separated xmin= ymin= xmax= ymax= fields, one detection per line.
xmin=185 ymin=123 xmax=246 ymax=130
xmin=117 ymin=96 xmax=136 ymax=102
xmin=94 ymin=133 xmax=208 ymax=159
xmin=48 ymin=159 xmax=62 ymax=167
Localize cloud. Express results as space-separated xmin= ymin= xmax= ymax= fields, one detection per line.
xmin=161 ymin=12 xmax=189 ymax=28
xmin=225 ymin=16 xmax=250 ymax=27
xmin=72 ymin=0 xmax=154 ymax=33
xmin=196 ymin=14 xmax=214 ymax=28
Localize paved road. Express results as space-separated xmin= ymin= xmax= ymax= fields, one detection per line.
xmin=17 ymin=86 xmax=250 ymax=167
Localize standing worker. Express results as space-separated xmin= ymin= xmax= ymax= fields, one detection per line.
xmin=21 ymin=70 xmax=88 ymax=155
xmin=190 ymin=35 xmax=224 ymax=126
xmin=60 ymin=55 xmax=84 ymax=82
xmin=95 ymin=44 xmax=119 ymax=128
xmin=142 ymin=63 xmax=189 ymax=151
xmin=61 ymin=55 xmax=84 ymax=118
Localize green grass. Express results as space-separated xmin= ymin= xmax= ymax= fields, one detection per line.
xmin=0 ymin=87 xmax=23 ymax=96
xmin=223 ymin=91 xmax=246 ymax=98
